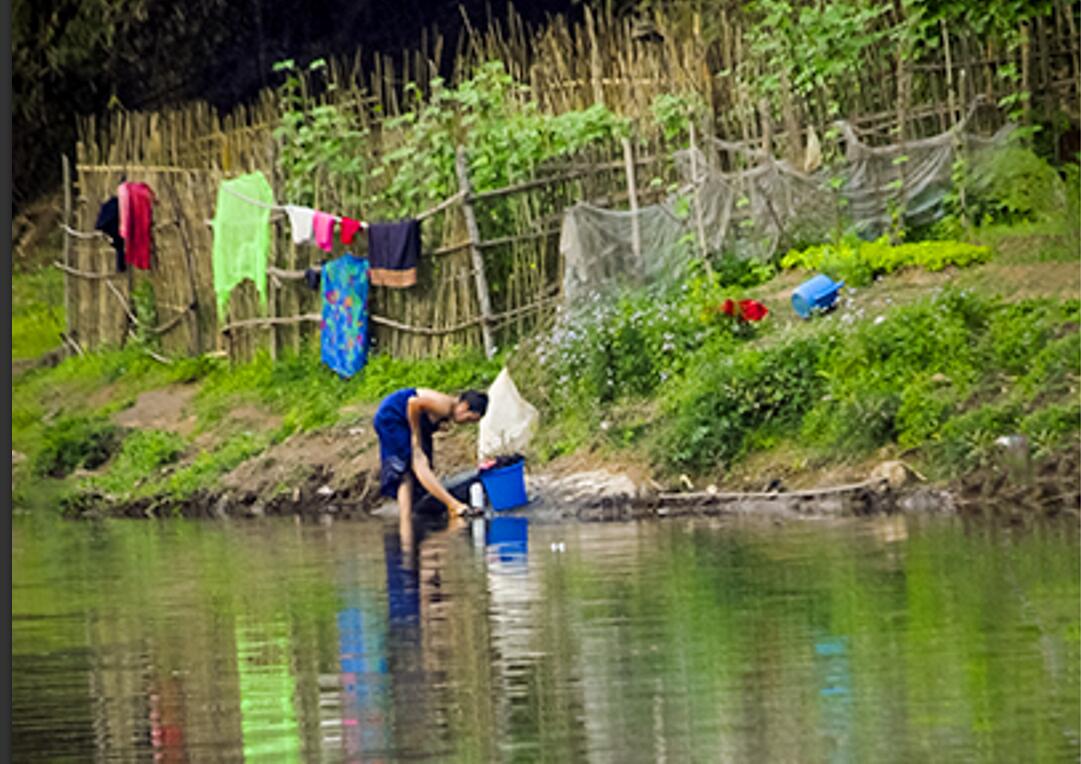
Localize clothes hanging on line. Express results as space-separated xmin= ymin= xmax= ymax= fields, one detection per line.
xmin=313 ymin=211 xmax=338 ymax=252
xmin=119 ymin=182 xmax=155 ymax=269
xmin=284 ymin=205 xmax=316 ymax=245
xmin=94 ymin=196 xmax=126 ymax=273
xmin=339 ymin=216 xmax=362 ymax=245
xmin=368 ymin=219 xmax=421 ymax=288
xmin=304 ymin=258 xmax=328 ymax=291
xmin=211 ymin=172 xmax=274 ymax=315
xmin=320 ymin=253 xmax=370 ymax=378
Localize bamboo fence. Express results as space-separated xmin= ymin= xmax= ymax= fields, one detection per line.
xmin=57 ymin=2 xmax=1078 ymax=364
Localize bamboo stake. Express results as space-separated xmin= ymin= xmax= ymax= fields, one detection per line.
xmin=622 ymin=137 xmax=641 ymax=264
xmin=687 ymin=122 xmax=709 ymax=264
xmin=455 ymin=146 xmax=495 ymax=358
xmin=61 ymin=155 xmax=74 ymax=354
xmin=163 ymin=181 xmax=203 ymax=355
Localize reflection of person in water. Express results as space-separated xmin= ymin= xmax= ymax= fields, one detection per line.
xmin=383 ymin=513 xmax=469 ymax=755
xmin=373 ymin=387 xmax=488 ymax=544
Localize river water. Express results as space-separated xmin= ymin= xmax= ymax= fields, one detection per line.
xmin=12 ymin=512 xmax=1080 ymax=762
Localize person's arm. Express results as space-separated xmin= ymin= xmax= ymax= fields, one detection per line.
xmin=406 ymin=396 xmax=468 ymax=514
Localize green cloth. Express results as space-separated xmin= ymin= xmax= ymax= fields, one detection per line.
xmin=212 ymin=172 xmax=274 ymax=316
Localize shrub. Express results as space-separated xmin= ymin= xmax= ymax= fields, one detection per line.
xmin=711 ymin=252 xmax=777 ymax=289
xmin=89 ymin=429 xmax=186 ymax=495
xmin=780 ymin=236 xmax=991 ymax=286
xmin=656 ymin=332 xmax=831 ymax=471
xmin=1020 ymin=403 xmax=1081 ymax=458
xmin=895 ymin=377 xmax=957 ymax=449
xmin=1017 ymin=329 xmax=1080 ymax=400
xmin=34 ymin=414 xmax=123 ymax=478
xmin=930 ymin=402 xmax=1023 ymax=473
xmin=966 ymin=145 xmax=1067 ymax=224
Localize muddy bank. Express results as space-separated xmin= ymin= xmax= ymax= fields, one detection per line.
xmin=55 ymin=397 xmax=1081 ymax=522
xmin=60 ymin=447 xmax=1081 ymax=523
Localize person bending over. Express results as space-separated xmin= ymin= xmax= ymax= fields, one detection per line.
xmin=373 ymin=387 xmax=488 ymax=535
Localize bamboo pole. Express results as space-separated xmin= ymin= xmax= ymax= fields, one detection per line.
xmin=61 ymin=155 xmax=74 ymax=354
xmin=687 ymin=122 xmax=709 ymax=264
xmin=455 ymin=146 xmax=495 ymax=358
xmin=163 ymin=181 xmax=203 ymax=355
xmin=622 ymin=137 xmax=641 ymax=264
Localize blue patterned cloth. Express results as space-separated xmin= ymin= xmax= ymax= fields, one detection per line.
xmin=320 ymin=254 xmax=370 ymax=378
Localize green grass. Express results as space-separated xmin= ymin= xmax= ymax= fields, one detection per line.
xmin=12 ymin=268 xmax=65 ymax=360
xmin=15 ymin=339 xmax=502 ymax=510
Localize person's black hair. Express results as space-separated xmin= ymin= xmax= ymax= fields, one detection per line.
xmin=459 ymin=389 xmax=489 ymax=417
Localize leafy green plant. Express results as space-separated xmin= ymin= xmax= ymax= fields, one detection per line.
xmin=742 ymin=0 xmax=888 ymax=117
xmin=965 ymin=146 xmax=1066 ymax=225
xmin=374 ymin=62 xmax=628 ymax=218
xmin=930 ymin=402 xmax=1023 ymax=473
xmin=87 ymin=429 xmax=185 ymax=495
xmin=781 ymin=236 xmax=991 ymax=286
xmin=650 ymin=92 xmax=708 ymax=142
xmin=34 ymin=414 xmax=123 ymax=478
xmin=656 ymin=331 xmax=831 ymax=471
xmin=273 ymin=58 xmax=371 ymax=207
xmin=711 ymin=252 xmax=777 ymax=289
xmin=1019 ymin=402 xmax=1081 ymax=458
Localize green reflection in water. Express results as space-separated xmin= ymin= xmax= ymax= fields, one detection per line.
xmin=11 ymin=512 xmax=1080 ymax=762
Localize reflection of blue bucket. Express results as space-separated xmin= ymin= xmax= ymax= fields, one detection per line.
xmin=792 ymin=274 xmax=844 ymax=318
xmin=479 ymin=460 xmax=528 ymax=511
xmin=486 ymin=517 xmax=528 ymax=562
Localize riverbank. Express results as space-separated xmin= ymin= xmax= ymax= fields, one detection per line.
xmin=13 ymin=219 xmax=1080 ymax=522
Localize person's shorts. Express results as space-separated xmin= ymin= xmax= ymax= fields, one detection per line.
xmin=379 ymin=454 xmax=411 ymax=499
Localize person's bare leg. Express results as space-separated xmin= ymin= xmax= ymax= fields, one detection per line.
xmin=398 ymin=478 xmax=414 ymax=553
xmin=411 ymin=451 xmax=463 ymax=512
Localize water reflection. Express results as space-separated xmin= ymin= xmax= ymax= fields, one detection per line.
xmin=11 ymin=514 xmax=1081 ymax=761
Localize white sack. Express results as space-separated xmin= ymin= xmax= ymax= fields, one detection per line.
xmin=478 ymin=368 xmax=539 ymax=460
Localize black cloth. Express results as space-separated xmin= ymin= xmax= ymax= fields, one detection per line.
xmin=304 ymin=258 xmax=329 ymax=291
xmin=94 ymin=196 xmax=125 ymax=273
xmin=481 ymin=453 xmax=525 ymax=471
xmin=368 ymin=219 xmax=421 ymax=288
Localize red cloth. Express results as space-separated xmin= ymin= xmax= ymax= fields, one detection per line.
xmin=738 ymin=299 xmax=769 ymax=322
xmin=720 ymin=298 xmax=769 ymax=322
xmin=119 ymin=182 xmax=155 ymax=269
xmin=339 ymin=216 xmax=362 ymax=245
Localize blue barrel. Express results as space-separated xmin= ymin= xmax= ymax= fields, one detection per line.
xmin=792 ymin=274 xmax=844 ymax=318
xmin=479 ymin=459 xmax=529 ymax=511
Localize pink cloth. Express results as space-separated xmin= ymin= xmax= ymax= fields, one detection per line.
xmin=339 ymin=216 xmax=362 ymax=245
xmin=119 ymin=181 xmax=155 ymax=270
xmin=313 ymin=212 xmax=337 ymax=252
xmin=117 ymin=183 xmax=131 ymax=239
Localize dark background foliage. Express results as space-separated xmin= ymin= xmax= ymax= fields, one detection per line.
xmin=12 ymin=0 xmax=581 ymax=208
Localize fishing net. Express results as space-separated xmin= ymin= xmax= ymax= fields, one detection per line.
xmin=559 ymin=117 xmax=1014 ymax=311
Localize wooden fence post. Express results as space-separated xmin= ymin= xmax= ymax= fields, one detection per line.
xmin=455 ymin=146 xmax=496 ymax=358
xmin=621 ymin=137 xmax=641 ymax=264
xmin=688 ymin=122 xmax=709 ymax=264
xmin=61 ymin=155 xmax=74 ymax=354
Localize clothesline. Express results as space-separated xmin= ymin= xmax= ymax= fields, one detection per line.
xmin=219 ymin=184 xmax=366 ymax=230
xmin=220 ymin=184 xmax=463 ymax=226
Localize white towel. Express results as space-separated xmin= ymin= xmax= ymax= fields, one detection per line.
xmin=284 ymin=204 xmax=315 ymax=245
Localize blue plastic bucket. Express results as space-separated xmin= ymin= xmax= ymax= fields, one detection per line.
xmin=479 ymin=460 xmax=529 ymax=511
xmin=792 ymin=274 xmax=844 ymax=318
